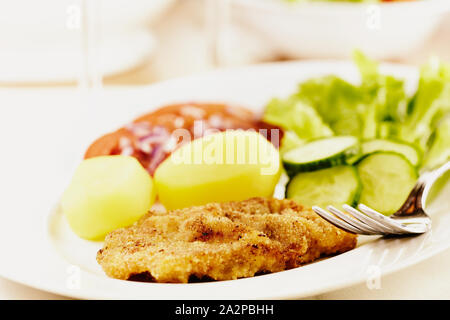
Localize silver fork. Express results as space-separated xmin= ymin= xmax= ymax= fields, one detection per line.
xmin=312 ymin=161 xmax=450 ymax=236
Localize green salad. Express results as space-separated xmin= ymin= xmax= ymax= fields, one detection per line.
xmin=264 ymin=51 xmax=450 ymax=214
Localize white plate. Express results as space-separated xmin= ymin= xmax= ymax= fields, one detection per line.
xmin=0 ymin=61 xmax=449 ymax=299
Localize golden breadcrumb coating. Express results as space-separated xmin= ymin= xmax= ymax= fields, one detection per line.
xmin=97 ymin=198 xmax=357 ymax=283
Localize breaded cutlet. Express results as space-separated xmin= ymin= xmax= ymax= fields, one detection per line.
xmin=97 ymin=198 xmax=357 ymax=283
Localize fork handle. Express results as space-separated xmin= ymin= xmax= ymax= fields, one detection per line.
xmin=394 ymin=161 xmax=450 ymax=216
xmin=393 ymin=184 xmax=424 ymax=216
xmin=421 ymin=161 xmax=450 ymax=206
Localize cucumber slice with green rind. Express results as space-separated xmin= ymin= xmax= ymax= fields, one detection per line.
xmin=357 ymin=152 xmax=418 ymax=215
xmin=282 ymin=136 xmax=359 ymax=176
xmin=360 ymin=139 xmax=422 ymax=167
xmin=286 ymin=165 xmax=362 ymax=210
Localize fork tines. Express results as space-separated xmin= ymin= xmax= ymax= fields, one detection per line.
xmin=312 ymin=204 xmax=428 ymax=236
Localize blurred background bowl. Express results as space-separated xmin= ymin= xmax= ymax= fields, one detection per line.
xmin=233 ymin=0 xmax=450 ymax=60
xmin=0 ymin=0 xmax=175 ymax=84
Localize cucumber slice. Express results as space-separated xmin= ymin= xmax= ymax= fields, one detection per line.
xmin=282 ymin=136 xmax=359 ymax=176
xmin=361 ymin=139 xmax=422 ymax=167
xmin=357 ymin=152 xmax=418 ymax=215
xmin=286 ymin=165 xmax=361 ymax=209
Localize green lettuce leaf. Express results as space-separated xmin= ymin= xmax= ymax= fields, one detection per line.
xmin=353 ymin=50 xmax=407 ymax=139
xmin=263 ymin=97 xmax=333 ymax=141
xmin=423 ymin=116 xmax=450 ymax=170
xmin=399 ymin=57 xmax=450 ymax=150
xmin=294 ymin=75 xmax=364 ymax=137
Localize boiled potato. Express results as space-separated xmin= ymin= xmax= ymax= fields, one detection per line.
xmin=154 ymin=130 xmax=281 ymax=210
xmin=61 ymin=156 xmax=155 ymax=240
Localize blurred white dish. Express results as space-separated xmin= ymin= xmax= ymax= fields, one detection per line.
xmin=0 ymin=0 xmax=175 ymax=34
xmin=233 ymin=0 xmax=450 ymax=59
xmin=0 ymin=0 xmax=174 ymax=83
xmin=0 ymin=31 xmax=156 ymax=84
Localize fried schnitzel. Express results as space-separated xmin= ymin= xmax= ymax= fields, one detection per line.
xmin=97 ymin=198 xmax=357 ymax=283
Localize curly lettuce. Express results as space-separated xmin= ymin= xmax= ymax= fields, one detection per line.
xmin=423 ymin=117 xmax=450 ymax=170
xmin=263 ymin=97 xmax=333 ymax=142
xmin=399 ymin=57 xmax=450 ymax=150
xmin=263 ymin=51 xmax=450 ymax=170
